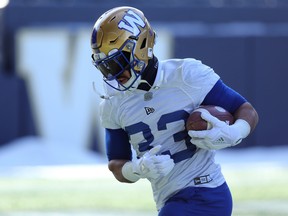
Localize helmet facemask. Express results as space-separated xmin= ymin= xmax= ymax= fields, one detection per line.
xmin=92 ymin=39 xmax=145 ymax=91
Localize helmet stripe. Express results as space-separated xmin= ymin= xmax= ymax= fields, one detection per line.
xmin=91 ymin=28 xmax=97 ymax=45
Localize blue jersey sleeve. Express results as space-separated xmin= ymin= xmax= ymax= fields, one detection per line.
xmin=202 ymin=79 xmax=247 ymax=114
xmin=105 ymin=128 xmax=132 ymax=161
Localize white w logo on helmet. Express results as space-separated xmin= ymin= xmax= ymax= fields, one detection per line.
xmin=118 ymin=10 xmax=145 ymax=36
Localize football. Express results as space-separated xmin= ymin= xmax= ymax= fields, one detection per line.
xmin=186 ymin=105 xmax=234 ymax=131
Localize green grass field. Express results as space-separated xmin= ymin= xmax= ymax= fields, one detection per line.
xmin=0 ymin=164 xmax=287 ymax=216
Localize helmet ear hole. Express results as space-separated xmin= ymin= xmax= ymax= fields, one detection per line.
xmin=140 ymin=38 xmax=147 ymax=49
xmin=122 ymin=51 xmax=131 ymax=62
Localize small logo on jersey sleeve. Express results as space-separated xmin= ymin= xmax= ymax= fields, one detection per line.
xmin=145 ymin=107 xmax=155 ymax=115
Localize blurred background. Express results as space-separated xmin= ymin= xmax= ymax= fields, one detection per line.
xmin=0 ymin=0 xmax=288 ymax=215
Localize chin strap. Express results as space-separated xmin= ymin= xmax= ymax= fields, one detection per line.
xmin=138 ymin=79 xmax=152 ymax=89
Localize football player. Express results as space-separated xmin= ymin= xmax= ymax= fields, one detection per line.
xmin=90 ymin=6 xmax=258 ymax=216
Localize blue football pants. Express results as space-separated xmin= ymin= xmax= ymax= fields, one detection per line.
xmin=158 ymin=182 xmax=233 ymax=216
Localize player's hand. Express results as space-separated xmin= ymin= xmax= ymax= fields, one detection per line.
xmin=188 ymin=112 xmax=246 ymax=150
xmin=129 ymin=145 xmax=174 ymax=180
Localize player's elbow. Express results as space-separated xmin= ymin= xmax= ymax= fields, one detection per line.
xmin=234 ymin=102 xmax=259 ymax=132
xmin=108 ymin=159 xmax=132 ymax=183
xmin=244 ymin=102 xmax=259 ymax=132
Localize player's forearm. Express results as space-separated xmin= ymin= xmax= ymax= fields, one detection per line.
xmin=108 ymin=159 xmax=134 ymax=183
xmin=233 ymin=102 xmax=259 ymax=132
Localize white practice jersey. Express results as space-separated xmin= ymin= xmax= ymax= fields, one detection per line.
xmin=99 ymin=58 xmax=226 ymax=210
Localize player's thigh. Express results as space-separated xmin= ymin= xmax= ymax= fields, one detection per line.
xmin=196 ymin=182 xmax=233 ymax=216
xmin=158 ymin=201 xmax=188 ymax=216
xmin=158 ymin=183 xmax=232 ymax=216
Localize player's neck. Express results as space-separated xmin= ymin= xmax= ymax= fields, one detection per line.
xmin=137 ymin=56 xmax=158 ymax=91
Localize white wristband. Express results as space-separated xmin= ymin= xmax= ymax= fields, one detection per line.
xmin=232 ymin=119 xmax=251 ymax=139
xmin=121 ymin=161 xmax=140 ymax=182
